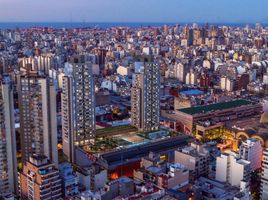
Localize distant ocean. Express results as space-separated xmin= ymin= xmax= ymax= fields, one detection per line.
xmin=0 ymin=22 xmax=266 ymax=29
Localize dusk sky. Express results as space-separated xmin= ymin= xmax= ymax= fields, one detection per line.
xmin=0 ymin=0 xmax=267 ymax=23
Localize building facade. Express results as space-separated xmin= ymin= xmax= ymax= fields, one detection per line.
xmin=61 ymin=55 xmax=95 ymax=163
xmin=76 ymin=165 xmax=107 ymax=192
xmin=220 ymin=76 xmax=234 ymax=91
xmin=59 ymin=163 xmax=79 ymax=198
xmin=18 ymin=74 xmax=58 ymax=165
xmin=239 ymin=139 xmax=262 ymax=171
xmin=261 ymin=148 xmax=268 ymax=199
xmin=20 ymin=155 xmax=62 ymax=200
xmin=185 ymin=69 xmax=197 ymax=85
xmin=162 ymin=99 xmax=262 ymax=133
xmin=19 ymin=54 xmax=54 ymax=75
xmin=0 ymin=76 xmax=18 ymax=196
xmin=131 ymin=56 xmax=160 ymax=132
xmin=175 ymin=63 xmax=185 ymax=82
xmin=215 ymin=151 xmax=250 ymax=187
xmin=175 ymin=146 xmax=209 ymax=181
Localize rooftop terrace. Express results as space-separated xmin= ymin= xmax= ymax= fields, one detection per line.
xmin=178 ymin=100 xmax=254 ymax=115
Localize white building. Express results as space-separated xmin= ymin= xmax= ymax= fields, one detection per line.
xmin=185 ymin=69 xmax=196 ymax=85
xmin=220 ymin=76 xmax=234 ymax=92
xmin=0 ymin=76 xmax=18 ymax=196
xmin=58 ymin=72 xmax=65 ymax=89
xmin=117 ymin=65 xmax=131 ymax=76
xmin=263 ymin=74 xmax=268 ymax=85
xmin=261 ymin=148 xmax=268 ymax=199
xmin=19 ymin=54 xmax=54 ymax=75
xmin=174 ymin=63 xmax=185 ymax=82
xmin=142 ymin=47 xmax=152 ymax=55
xmin=215 ymin=151 xmax=250 ymax=187
xmin=36 ymin=54 xmax=54 ymax=74
xmin=239 ymin=139 xmax=262 ymax=171
xmin=203 ymin=60 xmax=211 ymax=69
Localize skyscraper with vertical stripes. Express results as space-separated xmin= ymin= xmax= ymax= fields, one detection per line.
xmin=0 ymin=75 xmax=18 ymax=196
xmin=131 ymin=56 xmax=160 ymax=132
xmin=61 ymin=55 xmax=95 ymax=163
xmin=18 ymin=74 xmax=58 ymax=165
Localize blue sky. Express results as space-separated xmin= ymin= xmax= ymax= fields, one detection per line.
xmin=0 ymin=0 xmax=267 ymax=23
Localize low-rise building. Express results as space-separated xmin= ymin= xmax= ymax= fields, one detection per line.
xmin=193 ymin=177 xmax=249 ymax=200
xmin=215 ymin=151 xmax=250 ymax=187
xmin=76 ymin=164 xmax=108 ymax=192
xmin=59 ymin=162 xmax=79 ymax=198
xmin=117 ymin=65 xmax=131 ymax=76
xmin=130 ymin=182 xmax=165 ymax=200
xmin=134 ymin=155 xmax=189 ymax=190
xmin=175 ymin=143 xmax=209 ymax=181
xmin=163 ymin=99 xmax=261 ymax=133
xmin=81 ymin=176 xmax=134 ymax=200
xmin=157 ymin=163 xmax=189 ymax=189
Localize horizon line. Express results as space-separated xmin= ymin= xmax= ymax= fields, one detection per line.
xmin=0 ymin=21 xmax=266 ymax=24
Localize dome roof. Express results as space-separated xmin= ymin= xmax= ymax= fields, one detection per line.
xmin=260 ymin=112 xmax=268 ymax=124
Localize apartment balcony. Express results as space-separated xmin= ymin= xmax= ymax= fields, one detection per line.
xmin=41 ymin=176 xmax=61 ymax=186
xmin=39 ymin=168 xmax=59 ymax=177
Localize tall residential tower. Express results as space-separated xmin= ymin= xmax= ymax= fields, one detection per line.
xmin=0 ymin=75 xmax=18 ymax=196
xmin=131 ymin=56 xmax=160 ymax=132
xmin=261 ymin=148 xmax=268 ymax=199
xmin=61 ymin=55 xmax=95 ymax=163
xmin=18 ymin=74 xmax=58 ymax=165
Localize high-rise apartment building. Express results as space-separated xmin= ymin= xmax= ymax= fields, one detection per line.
xmin=185 ymin=69 xmax=197 ymax=85
xmin=261 ymin=148 xmax=268 ymax=199
xmin=220 ymin=76 xmax=234 ymax=92
xmin=131 ymin=56 xmax=160 ymax=132
xmin=175 ymin=63 xmax=185 ymax=83
xmin=0 ymin=75 xmax=18 ymax=196
xmin=0 ymin=57 xmax=9 ymax=74
xmin=61 ymin=55 xmax=95 ymax=163
xmin=36 ymin=55 xmax=54 ymax=74
xmin=18 ymin=74 xmax=58 ymax=165
xmin=94 ymin=48 xmax=107 ymax=69
xmin=20 ymin=155 xmax=62 ymax=200
xmin=239 ymin=139 xmax=262 ymax=171
xmin=19 ymin=54 xmax=54 ymax=75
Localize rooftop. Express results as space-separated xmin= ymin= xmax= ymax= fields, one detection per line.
xmin=147 ymin=166 xmax=163 ymax=174
xmin=178 ymin=100 xmax=254 ymax=115
xmin=110 ymin=176 xmax=133 ymax=185
xmin=180 ymin=89 xmax=205 ymax=96
xmin=100 ymin=135 xmax=190 ymax=167
xmin=195 ymin=177 xmax=240 ymax=199
xmin=237 ymin=159 xmax=251 ymax=166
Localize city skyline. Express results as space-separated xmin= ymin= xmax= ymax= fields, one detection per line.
xmin=0 ymin=0 xmax=268 ymax=23
xmin=1 ymin=1 xmax=268 ymax=199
